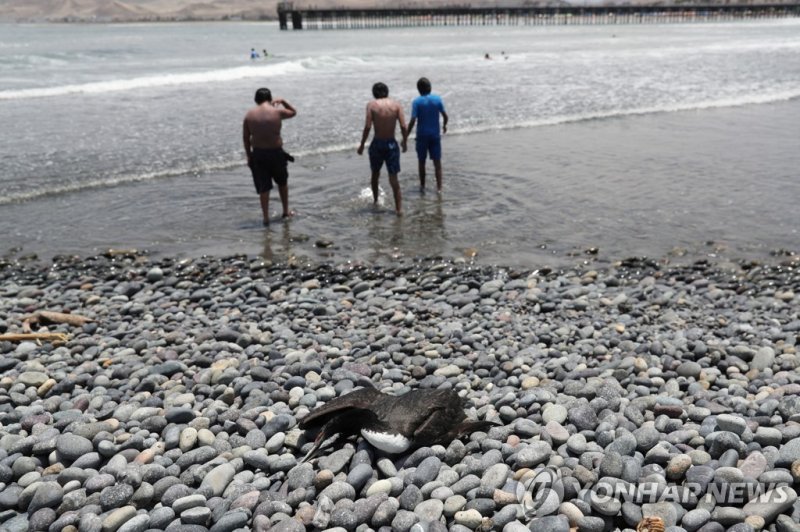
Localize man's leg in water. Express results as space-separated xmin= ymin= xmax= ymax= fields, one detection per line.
xmin=278 ymin=185 xmax=293 ymax=218
xmin=371 ymin=170 xmax=380 ymax=205
xmin=388 ymin=173 xmax=402 ymax=216
xmin=259 ymin=192 xmax=270 ymax=226
xmin=433 ymin=159 xmax=443 ymax=193
xmin=418 ymin=160 xmax=427 ymax=190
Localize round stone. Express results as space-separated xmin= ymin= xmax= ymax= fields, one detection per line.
xmin=56 ymin=434 xmax=93 ymax=462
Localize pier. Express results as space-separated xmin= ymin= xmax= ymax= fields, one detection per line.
xmin=277 ymin=3 xmax=800 ymax=30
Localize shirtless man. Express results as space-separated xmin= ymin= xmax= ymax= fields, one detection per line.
xmin=357 ymin=82 xmax=408 ymax=216
xmin=243 ymin=87 xmax=296 ymax=225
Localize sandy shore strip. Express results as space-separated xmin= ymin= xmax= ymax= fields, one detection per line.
xmin=0 ymin=252 xmax=798 ymax=532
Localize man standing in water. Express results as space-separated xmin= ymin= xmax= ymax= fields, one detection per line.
xmin=357 ymin=82 xmax=408 ymax=216
xmin=243 ymin=87 xmax=296 ymax=226
xmin=406 ymin=77 xmax=448 ymax=193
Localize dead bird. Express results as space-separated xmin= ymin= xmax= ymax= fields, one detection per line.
xmin=299 ymin=387 xmax=496 ymax=461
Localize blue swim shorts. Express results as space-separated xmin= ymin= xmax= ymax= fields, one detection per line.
xmin=415 ymin=135 xmax=441 ymax=162
xmin=368 ymin=138 xmax=401 ymax=175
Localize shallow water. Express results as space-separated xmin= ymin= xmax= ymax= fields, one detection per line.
xmin=1 ymin=21 xmax=799 ymax=266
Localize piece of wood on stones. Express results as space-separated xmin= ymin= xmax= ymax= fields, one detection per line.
xmin=0 ymin=332 xmax=70 ymax=345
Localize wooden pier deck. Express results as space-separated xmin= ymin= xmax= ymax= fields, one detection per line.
xmin=277 ymin=3 xmax=800 ymax=30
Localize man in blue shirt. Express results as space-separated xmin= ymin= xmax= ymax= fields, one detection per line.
xmin=404 ymin=77 xmax=449 ymax=193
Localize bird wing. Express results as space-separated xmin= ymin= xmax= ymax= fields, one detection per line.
xmin=402 ymin=389 xmax=496 ymax=447
xmin=298 ymin=386 xmax=383 ymax=429
xmin=385 ymin=389 xmax=465 ymax=438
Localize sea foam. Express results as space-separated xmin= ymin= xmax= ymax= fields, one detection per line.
xmin=0 ymin=61 xmax=306 ymax=100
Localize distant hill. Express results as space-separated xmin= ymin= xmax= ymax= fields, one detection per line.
xmin=0 ymin=0 xmax=786 ymax=22
xmin=0 ymin=0 xmax=278 ymax=21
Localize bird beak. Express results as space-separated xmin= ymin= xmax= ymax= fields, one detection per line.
xmin=301 ymin=430 xmax=337 ymax=463
xmin=300 ymin=433 xmax=324 ymax=463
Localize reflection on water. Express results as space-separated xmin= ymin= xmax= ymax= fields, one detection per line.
xmin=259 ymin=223 xmax=292 ymax=264
xmin=364 ymin=195 xmax=447 ymax=262
xmin=407 ymin=196 xmax=448 ymax=256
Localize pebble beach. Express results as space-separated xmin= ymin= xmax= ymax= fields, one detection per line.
xmin=1 ymin=251 xmax=799 ymax=532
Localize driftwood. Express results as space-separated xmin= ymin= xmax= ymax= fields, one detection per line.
xmin=103 ymin=248 xmax=140 ymax=258
xmin=32 ymin=311 xmax=93 ymax=327
xmin=0 ymin=332 xmax=70 ymax=344
xmin=0 ymin=311 xmax=90 ymax=344
xmin=22 ymin=311 xmax=93 ymax=333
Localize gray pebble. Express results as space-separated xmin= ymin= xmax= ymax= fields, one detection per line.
xmin=529 ymin=515 xmax=569 ymax=532
xmin=56 ymin=434 xmax=93 ymax=463
xmin=346 ymin=463 xmax=373 ymax=493
xmin=320 ymin=481 xmax=356 ymax=503
xmin=99 ymin=484 xmax=134 ymax=511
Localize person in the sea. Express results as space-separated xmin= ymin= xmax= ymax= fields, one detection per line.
xmin=262 ymin=49 xmax=269 ymax=58
xmin=243 ymin=87 xmax=297 ymax=226
xmin=405 ymin=77 xmax=448 ymax=193
xmin=357 ymin=82 xmax=408 ymax=216
xmin=250 ymin=48 xmax=259 ymax=60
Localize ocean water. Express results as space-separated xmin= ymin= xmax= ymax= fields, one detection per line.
xmin=1 ymin=20 xmax=799 ymax=267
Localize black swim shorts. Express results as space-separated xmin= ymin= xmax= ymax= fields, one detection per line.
xmin=250 ymin=148 xmax=289 ymax=193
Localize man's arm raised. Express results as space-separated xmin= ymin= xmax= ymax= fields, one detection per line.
xmin=274 ymin=98 xmax=297 ymax=119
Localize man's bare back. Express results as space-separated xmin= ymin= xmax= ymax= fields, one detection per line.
xmin=366 ymin=98 xmax=405 ymax=140
xmin=357 ymin=97 xmax=408 ymax=157
xmin=243 ymin=99 xmax=294 ymax=150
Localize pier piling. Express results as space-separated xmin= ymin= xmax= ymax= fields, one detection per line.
xmin=276 ymin=3 xmax=800 ymax=30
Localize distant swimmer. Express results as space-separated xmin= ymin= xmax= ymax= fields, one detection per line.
xmin=243 ymin=88 xmax=297 ymax=226
xmin=405 ymin=77 xmax=448 ymax=193
xmin=357 ymin=82 xmax=408 ymax=216
xmin=484 ymin=53 xmax=491 ymax=60
xmin=262 ymin=49 xmax=269 ymax=58
xmin=250 ymin=48 xmax=259 ymax=60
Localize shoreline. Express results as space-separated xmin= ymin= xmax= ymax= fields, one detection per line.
xmin=5 ymin=96 xmax=800 ymax=269
xmin=0 ymin=251 xmax=799 ymax=530
xmin=2 ymin=237 xmax=798 ymax=276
